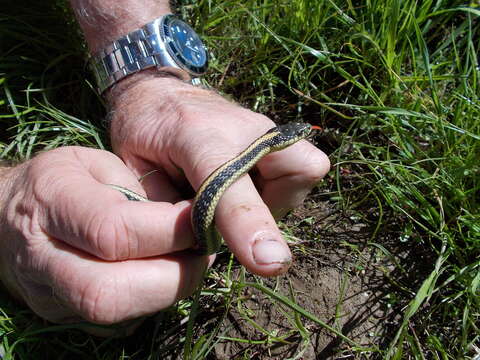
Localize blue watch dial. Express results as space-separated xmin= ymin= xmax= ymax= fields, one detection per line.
xmin=163 ymin=16 xmax=208 ymax=75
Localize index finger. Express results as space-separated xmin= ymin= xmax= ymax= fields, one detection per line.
xmin=172 ymin=124 xmax=293 ymax=276
xmin=214 ymin=175 xmax=292 ymax=277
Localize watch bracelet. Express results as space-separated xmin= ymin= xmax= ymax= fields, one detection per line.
xmin=90 ymin=17 xmax=180 ymax=94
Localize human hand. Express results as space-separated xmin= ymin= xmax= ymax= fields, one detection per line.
xmin=0 ymin=147 xmax=211 ymax=329
xmin=107 ymin=73 xmax=331 ymax=277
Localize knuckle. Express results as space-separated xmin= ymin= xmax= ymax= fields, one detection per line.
xmin=187 ymin=132 xmax=243 ymax=186
xmin=251 ymin=113 xmax=275 ymax=127
xmin=85 ymin=212 xmax=131 ymax=261
xmin=29 ymin=153 xmax=69 ymax=195
xmin=198 ymin=151 xmax=234 ymax=175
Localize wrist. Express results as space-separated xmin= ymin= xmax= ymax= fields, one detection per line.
xmin=107 ymin=70 xmax=210 ymax=109
xmin=105 ymin=68 xmax=190 ymax=102
xmin=69 ymin=0 xmax=172 ymax=54
xmin=0 ymin=164 xmax=25 ymax=301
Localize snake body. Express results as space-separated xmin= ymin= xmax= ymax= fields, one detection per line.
xmin=109 ymin=122 xmax=313 ymax=255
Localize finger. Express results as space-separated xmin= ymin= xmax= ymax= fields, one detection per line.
xmin=38 ymin=238 xmax=214 ymax=324
xmin=86 ymin=147 xmax=187 ymax=203
xmin=37 ymin=148 xmax=195 ymax=260
xmin=256 ymin=140 xmax=330 ymax=215
xmin=50 ymin=179 xmax=195 ymax=260
xmin=174 ymin=132 xmax=292 ymax=276
xmin=214 ymin=176 xmax=292 ymax=277
xmin=117 ymin=155 xmax=187 ymax=203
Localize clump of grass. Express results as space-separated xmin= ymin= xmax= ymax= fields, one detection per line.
xmin=0 ymin=0 xmax=104 ymax=160
xmin=1 ymin=0 xmax=479 ymax=359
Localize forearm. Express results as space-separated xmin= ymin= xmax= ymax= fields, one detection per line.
xmin=69 ymin=0 xmax=172 ymax=53
xmin=0 ymin=164 xmax=24 ymax=301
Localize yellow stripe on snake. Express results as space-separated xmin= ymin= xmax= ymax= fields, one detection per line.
xmin=108 ymin=122 xmax=316 ymax=254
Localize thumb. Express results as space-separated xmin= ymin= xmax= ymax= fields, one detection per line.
xmin=33 ymin=147 xmax=195 ymax=260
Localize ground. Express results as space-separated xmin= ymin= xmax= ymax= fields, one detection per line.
xmin=170 ymin=192 xmax=435 ymax=359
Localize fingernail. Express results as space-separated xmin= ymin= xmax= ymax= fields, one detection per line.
xmin=252 ymin=236 xmax=292 ymax=265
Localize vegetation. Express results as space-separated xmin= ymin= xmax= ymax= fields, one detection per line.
xmin=1 ymin=0 xmax=479 ymax=358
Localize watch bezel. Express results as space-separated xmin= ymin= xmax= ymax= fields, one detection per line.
xmin=160 ymin=14 xmax=208 ymax=76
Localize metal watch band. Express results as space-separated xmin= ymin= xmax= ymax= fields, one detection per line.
xmin=91 ymin=15 xmax=194 ymax=93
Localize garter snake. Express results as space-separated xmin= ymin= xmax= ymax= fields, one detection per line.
xmin=109 ymin=122 xmax=317 ymax=255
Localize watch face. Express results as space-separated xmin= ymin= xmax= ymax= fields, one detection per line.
xmin=163 ymin=16 xmax=208 ymax=75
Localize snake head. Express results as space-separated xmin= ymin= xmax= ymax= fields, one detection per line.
xmin=277 ymin=122 xmax=312 ymax=138
xmin=267 ymin=122 xmax=313 ymax=150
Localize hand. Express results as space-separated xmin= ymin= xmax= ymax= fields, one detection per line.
xmin=107 ymin=74 xmax=331 ymax=277
xmin=0 ymin=147 xmax=211 ymax=329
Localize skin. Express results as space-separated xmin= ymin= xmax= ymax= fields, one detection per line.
xmin=0 ymin=0 xmax=331 ymax=331
xmin=0 ymin=148 xmax=212 ymax=334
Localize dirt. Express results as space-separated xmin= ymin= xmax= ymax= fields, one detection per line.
xmin=208 ymin=195 xmax=432 ymax=359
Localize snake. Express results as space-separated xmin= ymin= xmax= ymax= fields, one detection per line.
xmin=108 ymin=122 xmax=317 ymax=255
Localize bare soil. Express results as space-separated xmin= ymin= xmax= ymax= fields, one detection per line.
xmin=210 ymin=194 xmax=434 ymax=359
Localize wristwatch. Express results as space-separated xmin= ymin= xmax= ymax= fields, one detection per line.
xmin=90 ymin=14 xmax=209 ymax=93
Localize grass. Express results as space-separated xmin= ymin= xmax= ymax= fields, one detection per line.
xmin=1 ymin=0 xmax=479 ymax=358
